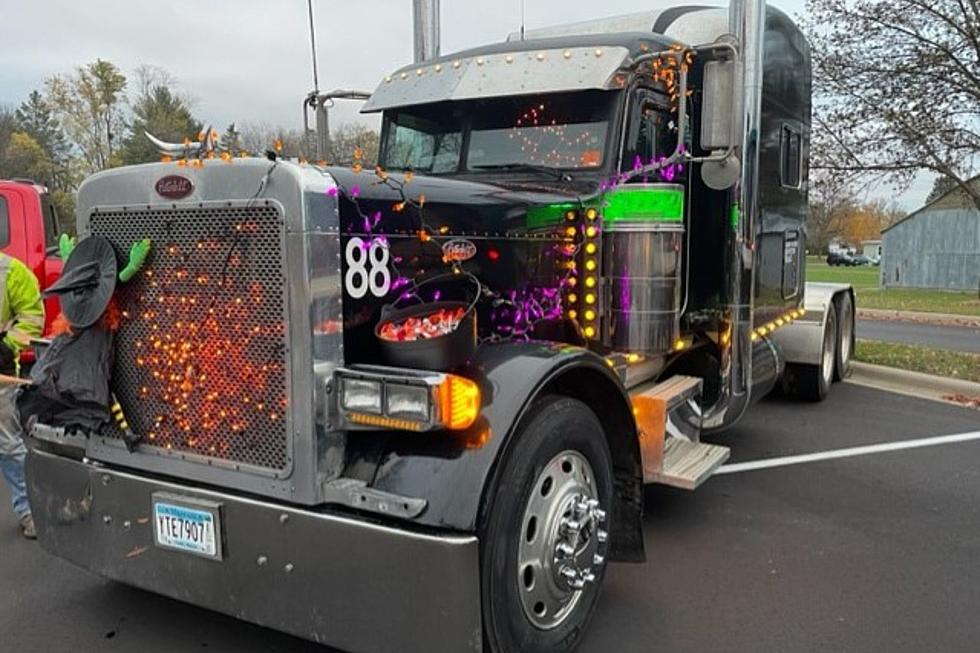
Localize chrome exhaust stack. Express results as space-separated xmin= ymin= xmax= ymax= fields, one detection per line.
xmin=703 ymin=0 xmax=765 ymax=430
xmin=413 ymin=0 xmax=441 ymax=63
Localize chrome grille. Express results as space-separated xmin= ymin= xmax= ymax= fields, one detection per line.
xmin=89 ymin=204 xmax=289 ymax=473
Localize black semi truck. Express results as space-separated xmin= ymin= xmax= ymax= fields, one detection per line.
xmin=27 ymin=1 xmax=854 ymax=652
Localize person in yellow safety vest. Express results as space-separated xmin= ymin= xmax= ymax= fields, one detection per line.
xmin=0 ymin=253 xmax=44 ymax=539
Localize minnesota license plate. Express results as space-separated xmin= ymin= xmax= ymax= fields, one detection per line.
xmin=152 ymin=493 xmax=223 ymax=560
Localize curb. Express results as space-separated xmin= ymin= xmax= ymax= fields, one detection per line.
xmin=857 ymin=308 xmax=980 ymax=328
xmin=847 ymin=361 xmax=980 ymax=408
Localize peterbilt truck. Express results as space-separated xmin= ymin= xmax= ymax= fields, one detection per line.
xmin=26 ymin=1 xmax=854 ymax=652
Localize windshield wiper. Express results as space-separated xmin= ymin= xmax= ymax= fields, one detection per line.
xmin=471 ymin=163 xmax=572 ymax=182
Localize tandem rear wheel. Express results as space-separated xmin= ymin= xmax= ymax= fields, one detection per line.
xmin=479 ymin=396 xmax=613 ymax=653
xmin=787 ymin=293 xmax=854 ymax=402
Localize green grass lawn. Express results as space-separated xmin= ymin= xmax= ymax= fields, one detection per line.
xmin=855 ymin=340 xmax=980 ymax=384
xmin=805 ymin=257 xmax=980 ymax=317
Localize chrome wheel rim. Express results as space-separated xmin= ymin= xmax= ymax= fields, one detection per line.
xmin=822 ymin=314 xmax=836 ymax=386
xmin=839 ymin=301 xmax=853 ymax=369
xmin=517 ymin=450 xmax=608 ymax=630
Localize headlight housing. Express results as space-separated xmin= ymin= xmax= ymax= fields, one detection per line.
xmin=335 ymin=368 xmax=480 ymax=433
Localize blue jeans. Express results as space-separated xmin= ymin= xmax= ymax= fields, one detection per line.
xmin=0 ymin=385 xmax=29 ymax=519
xmin=0 ymin=449 xmax=29 ymax=519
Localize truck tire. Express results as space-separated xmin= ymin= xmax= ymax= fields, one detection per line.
xmin=834 ymin=293 xmax=854 ymax=381
xmin=790 ymin=303 xmax=837 ymax=402
xmin=480 ymin=396 xmax=613 ymax=653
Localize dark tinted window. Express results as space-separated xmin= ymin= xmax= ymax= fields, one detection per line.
xmin=780 ymin=125 xmax=802 ymax=188
xmin=40 ymin=193 xmax=59 ymax=249
xmin=0 ymin=196 xmax=10 ymax=248
xmin=467 ymin=91 xmax=612 ymax=170
xmin=383 ymin=105 xmax=464 ymax=174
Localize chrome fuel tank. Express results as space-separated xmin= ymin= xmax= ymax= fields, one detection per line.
xmin=600 ymin=184 xmax=684 ymax=354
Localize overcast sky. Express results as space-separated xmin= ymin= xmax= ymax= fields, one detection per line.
xmin=2 ymin=0 xmax=932 ymax=208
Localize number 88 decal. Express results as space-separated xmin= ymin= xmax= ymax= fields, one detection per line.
xmin=345 ymin=237 xmax=391 ymax=298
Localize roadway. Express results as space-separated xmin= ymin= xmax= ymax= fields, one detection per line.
xmin=857 ymin=318 xmax=980 ymax=353
xmin=2 ymin=383 xmax=980 ymax=652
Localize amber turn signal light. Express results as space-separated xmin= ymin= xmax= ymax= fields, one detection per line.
xmin=437 ymin=374 xmax=481 ymax=430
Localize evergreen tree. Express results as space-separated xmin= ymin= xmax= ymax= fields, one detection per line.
xmin=223 ymin=123 xmax=243 ymax=155
xmin=925 ymin=176 xmax=958 ymax=204
xmin=119 ymin=85 xmax=201 ymax=165
xmin=15 ymin=90 xmax=70 ymax=166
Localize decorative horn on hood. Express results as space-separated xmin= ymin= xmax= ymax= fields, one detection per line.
xmin=145 ymin=124 xmax=218 ymax=157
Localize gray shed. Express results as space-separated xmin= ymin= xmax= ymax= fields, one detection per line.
xmin=881 ymin=179 xmax=980 ymax=291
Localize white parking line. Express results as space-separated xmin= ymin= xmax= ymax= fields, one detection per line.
xmin=716 ymin=430 xmax=980 ymax=474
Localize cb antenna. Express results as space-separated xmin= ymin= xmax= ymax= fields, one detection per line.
xmin=307 ymin=0 xmax=320 ymax=93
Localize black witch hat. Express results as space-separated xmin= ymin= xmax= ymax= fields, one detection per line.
xmin=44 ymin=235 xmax=118 ymax=329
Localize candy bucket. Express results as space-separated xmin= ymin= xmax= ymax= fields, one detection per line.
xmin=375 ymin=273 xmax=480 ymax=371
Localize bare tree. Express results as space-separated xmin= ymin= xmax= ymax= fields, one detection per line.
xmin=327 ymin=123 xmax=380 ymax=165
xmin=45 ymin=59 xmax=128 ymax=173
xmin=803 ymin=0 xmax=980 ymax=208
xmin=807 ymin=170 xmax=858 ymax=251
xmin=238 ymin=122 xmax=306 ymax=158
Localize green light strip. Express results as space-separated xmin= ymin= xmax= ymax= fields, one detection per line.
xmin=602 ymin=186 xmax=684 ymax=223
xmin=526 ymin=202 xmax=578 ymax=229
xmin=730 ymin=203 xmax=740 ymax=230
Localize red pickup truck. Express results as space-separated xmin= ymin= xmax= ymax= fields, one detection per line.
xmin=0 ymin=178 xmax=64 ymax=353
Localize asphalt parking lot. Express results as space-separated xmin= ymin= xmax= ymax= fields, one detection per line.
xmin=2 ymin=382 xmax=978 ymax=653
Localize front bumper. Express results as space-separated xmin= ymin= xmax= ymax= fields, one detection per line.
xmin=27 ymin=450 xmax=482 ymax=653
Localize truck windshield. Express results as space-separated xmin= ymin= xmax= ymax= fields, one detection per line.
xmin=381 ymin=90 xmax=616 ymax=174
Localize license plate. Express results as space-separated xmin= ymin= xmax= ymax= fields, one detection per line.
xmin=152 ymin=493 xmax=223 ymax=560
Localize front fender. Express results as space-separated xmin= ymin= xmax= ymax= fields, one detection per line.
xmin=367 ymin=342 xmax=637 ymax=536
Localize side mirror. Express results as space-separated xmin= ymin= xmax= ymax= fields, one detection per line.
xmin=700 ymin=59 xmax=739 ymax=150
xmin=700 ymin=52 xmax=743 ymax=190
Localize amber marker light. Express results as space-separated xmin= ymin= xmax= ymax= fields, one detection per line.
xmin=348 ymin=412 xmax=427 ymax=431
xmin=438 ymin=374 xmax=481 ymax=431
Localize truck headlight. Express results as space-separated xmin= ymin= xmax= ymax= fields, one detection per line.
xmin=386 ymin=384 xmax=431 ymax=422
xmin=341 ymin=378 xmax=382 ymax=414
xmin=335 ymin=368 xmax=481 ymax=434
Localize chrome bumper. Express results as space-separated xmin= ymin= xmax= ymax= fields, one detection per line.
xmin=27 ymin=449 xmax=482 ymax=653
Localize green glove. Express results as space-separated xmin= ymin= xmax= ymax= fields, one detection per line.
xmin=58 ymin=234 xmax=75 ymax=263
xmin=119 ymin=238 xmax=152 ymax=282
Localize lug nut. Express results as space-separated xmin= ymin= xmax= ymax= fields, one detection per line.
xmin=593 ymin=554 xmax=605 ymax=566
xmin=596 ymin=529 xmax=608 ymax=543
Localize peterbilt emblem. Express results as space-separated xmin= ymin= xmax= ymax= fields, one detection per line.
xmin=442 ymin=238 xmax=477 ymax=262
xmin=155 ymin=175 xmax=194 ymax=199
